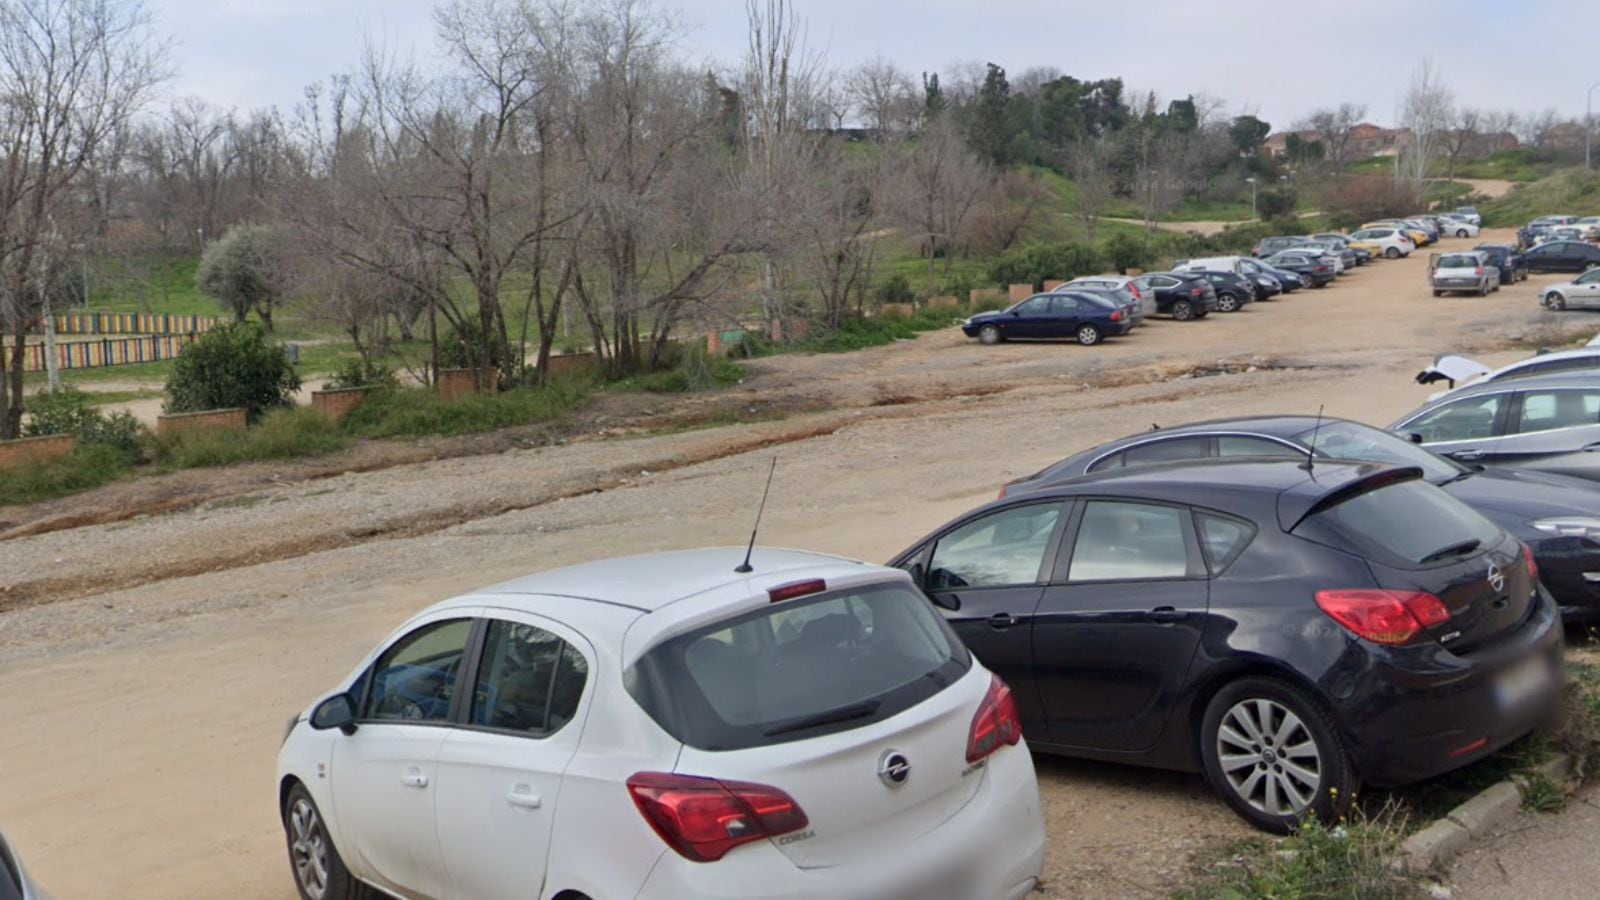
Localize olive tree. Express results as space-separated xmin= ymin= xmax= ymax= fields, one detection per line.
xmin=196 ymin=223 xmax=286 ymax=329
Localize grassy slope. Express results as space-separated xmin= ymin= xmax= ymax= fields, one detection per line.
xmin=1481 ymin=168 xmax=1600 ymax=226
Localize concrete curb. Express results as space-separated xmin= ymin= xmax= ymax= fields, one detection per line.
xmin=1399 ymin=753 xmax=1573 ymax=873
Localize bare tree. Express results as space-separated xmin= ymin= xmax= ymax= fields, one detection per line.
xmin=1397 ymin=57 xmax=1453 ymax=191
xmin=846 ymin=55 xmax=917 ymax=137
xmin=892 ymin=118 xmax=989 ymax=295
xmin=1066 ymin=136 xmax=1115 ymax=242
xmin=1517 ymin=108 xmax=1559 ymax=149
xmin=1300 ymin=102 xmax=1368 ymax=165
xmin=0 ymin=0 xmax=167 ymax=438
xmin=793 ymin=139 xmax=886 ymax=326
xmin=1440 ymin=106 xmax=1481 ymax=180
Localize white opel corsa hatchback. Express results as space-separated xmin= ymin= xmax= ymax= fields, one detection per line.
xmin=276 ymin=548 xmax=1046 ymax=900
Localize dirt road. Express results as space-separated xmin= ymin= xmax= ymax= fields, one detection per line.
xmin=3 ymin=231 xmax=1596 ymax=899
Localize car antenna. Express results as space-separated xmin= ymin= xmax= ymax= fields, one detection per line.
xmin=1302 ymin=404 xmax=1325 ymax=473
xmin=735 ymin=457 xmax=779 ymax=574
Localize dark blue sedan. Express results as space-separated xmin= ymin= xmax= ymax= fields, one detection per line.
xmin=962 ymin=291 xmax=1134 ymax=347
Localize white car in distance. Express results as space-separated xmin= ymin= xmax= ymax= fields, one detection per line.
xmin=1348 ymin=227 xmax=1415 ymax=259
xmin=277 ymin=548 xmax=1046 ymax=900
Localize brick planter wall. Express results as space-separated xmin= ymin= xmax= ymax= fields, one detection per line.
xmin=436 ymin=368 xmax=497 ymax=400
xmin=157 ymin=408 xmax=247 ymax=438
xmin=1043 ymin=280 xmax=1066 ymax=291
xmin=310 ymin=387 xmax=370 ymax=421
xmin=877 ymin=302 xmax=915 ymax=319
xmin=927 ymin=296 xmax=962 ymax=311
xmin=970 ymin=288 xmax=1005 ymax=309
xmin=543 ymin=352 xmax=598 ymax=378
xmin=1008 ymin=283 xmax=1034 ymax=302
xmin=0 ymin=433 xmax=75 ymax=471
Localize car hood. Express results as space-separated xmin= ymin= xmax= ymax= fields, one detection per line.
xmin=1443 ymin=466 xmax=1600 ymax=522
xmin=966 ymin=311 xmax=1008 ymax=323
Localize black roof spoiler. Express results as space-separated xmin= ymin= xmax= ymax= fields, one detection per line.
xmin=1277 ymin=464 xmax=1425 ymax=532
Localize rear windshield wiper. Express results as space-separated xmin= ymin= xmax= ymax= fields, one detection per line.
xmin=762 ymin=699 xmax=881 ymax=737
xmin=1420 ymin=538 xmax=1481 ymax=564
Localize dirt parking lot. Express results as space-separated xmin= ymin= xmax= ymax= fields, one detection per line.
xmin=3 ymin=230 xmax=1596 ymax=899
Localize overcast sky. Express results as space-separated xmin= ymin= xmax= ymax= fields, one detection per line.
xmin=152 ymin=0 xmax=1595 ymax=131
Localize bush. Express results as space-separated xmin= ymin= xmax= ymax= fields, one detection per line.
xmin=165 ymin=322 xmax=301 ymax=423
xmin=325 ymin=357 xmax=400 ymax=391
xmin=196 ymin=224 xmax=285 ymax=325
xmin=988 ymin=241 xmax=1105 ymax=287
xmin=1101 ymin=231 xmax=1154 ymax=273
xmin=1258 ymin=188 xmax=1298 ymax=220
xmin=872 ymin=273 xmax=915 ymax=307
xmin=610 ymin=343 xmax=744 ymax=393
xmin=0 ymin=444 xmax=133 ymax=505
xmin=23 ymin=387 xmax=146 ymax=460
xmin=155 ymin=406 xmax=348 ymax=469
xmin=1322 ymin=176 xmax=1421 ymax=226
xmin=342 ymin=381 xmax=591 ymax=439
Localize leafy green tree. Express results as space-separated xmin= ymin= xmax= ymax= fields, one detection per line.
xmin=1102 ymin=232 xmax=1154 ymax=273
xmin=164 ymin=323 xmax=301 ymax=422
xmin=969 ymin=63 xmax=1013 ymax=166
xmin=1164 ymin=97 xmax=1198 ymax=133
xmin=872 ymin=273 xmax=915 ymax=306
xmin=1230 ymin=115 xmax=1272 ymax=156
xmin=922 ymin=72 xmax=947 ymax=121
xmin=196 ymin=224 xmax=287 ymax=331
xmin=1258 ymin=189 xmax=1298 ymax=220
xmin=1285 ymin=134 xmax=1325 ymax=165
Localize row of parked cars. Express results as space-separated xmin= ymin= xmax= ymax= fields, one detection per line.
xmin=959 ymin=233 xmax=1390 ymax=348
xmin=261 ymin=337 xmax=1600 ymax=900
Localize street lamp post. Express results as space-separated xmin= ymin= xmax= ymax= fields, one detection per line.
xmin=1588 ymin=80 xmax=1600 ymax=170
xmin=1246 ymin=177 xmax=1258 ymax=220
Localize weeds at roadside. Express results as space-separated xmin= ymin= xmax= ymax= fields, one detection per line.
xmin=154 ymin=407 xmax=349 ymax=468
xmin=1176 ymin=804 xmax=1415 ymax=900
xmin=0 ymin=444 xmax=134 ymax=505
xmin=1519 ymin=772 xmax=1567 ymax=812
xmin=341 ymin=379 xmax=591 ymax=439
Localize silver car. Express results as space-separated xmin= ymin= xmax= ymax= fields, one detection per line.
xmin=1542 ymin=269 xmax=1600 ymax=310
xmin=1430 ymin=250 xmax=1499 ymax=296
xmin=1061 ymin=275 xmax=1157 ymax=321
xmin=0 ymin=829 xmax=45 ymax=900
xmin=1390 ymin=374 xmax=1600 ymax=481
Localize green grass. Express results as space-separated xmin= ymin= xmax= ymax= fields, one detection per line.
xmin=0 ymin=444 xmax=134 ymax=504
xmin=606 ymin=354 xmax=744 ymax=393
xmin=1176 ymin=806 xmax=1415 ymax=900
xmin=1481 ymin=168 xmax=1600 ymax=227
xmin=1343 ymin=150 xmax=1554 ymax=184
xmin=341 ymin=380 xmax=592 ymax=439
xmin=89 ymin=255 xmax=212 ymax=315
xmin=154 ymin=406 xmax=350 ymax=469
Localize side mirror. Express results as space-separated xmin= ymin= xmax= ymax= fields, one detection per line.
xmin=906 ymin=561 xmax=926 ymax=588
xmin=929 ymin=592 xmax=960 ymax=612
xmin=1408 ymin=432 xmax=1424 ymax=445
xmin=310 ymin=693 xmax=359 ymax=735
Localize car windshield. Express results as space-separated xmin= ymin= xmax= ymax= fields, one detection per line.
xmin=1295 ymin=420 xmax=1464 ymax=483
xmin=626 ymin=582 xmax=969 ymax=751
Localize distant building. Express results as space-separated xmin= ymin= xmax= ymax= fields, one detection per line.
xmin=1539 ymin=122 xmax=1586 ymax=152
xmin=1263 ymin=122 xmax=1517 ymax=161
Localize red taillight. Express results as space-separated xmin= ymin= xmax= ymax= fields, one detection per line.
xmin=966 ymin=674 xmax=1023 ymax=763
xmin=1476 ymin=266 xmax=1485 ymax=276
xmin=768 ymin=579 xmax=826 ymax=603
xmin=1524 ymin=544 xmax=1540 ymax=583
xmin=1109 ymin=310 xmax=1123 ymax=322
xmin=1190 ymin=288 xmax=1203 ymax=296
xmin=1128 ymin=284 xmax=1142 ymax=299
xmin=627 ymin=772 xmax=808 ymax=863
xmin=1314 ymin=589 xmax=1451 ymax=644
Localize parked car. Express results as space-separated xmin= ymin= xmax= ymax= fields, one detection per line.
xmin=1574 ymin=216 xmax=1600 ymax=241
xmin=0 ymin=829 xmax=44 ymax=900
xmin=1303 ymin=239 xmax=1358 ymax=271
xmin=1312 ymin=233 xmax=1378 ymax=263
xmin=1129 ymin=272 xmax=1218 ymax=320
xmin=1391 ymin=374 xmax=1600 ymax=482
xmin=1262 ymin=250 xmax=1335 ymax=287
xmin=1001 ymin=414 xmax=1600 ymax=622
xmin=1521 ymin=240 xmax=1600 ymax=274
xmin=1349 ymin=227 xmax=1416 ymax=259
xmin=1059 ymin=284 xmax=1147 ymax=329
xmin=1452 ymin=206 xmax=1483 ymax=226
xmin=1257 ymin=263 xmax=1305 ymax=291
xmin=1250 ymin=236 xmax=1310 ymax=258
xmin=1187 ymin=271 xmax=1257 ymax=312
xmin=962 ymin=291 xmax=1135 ymax=346
xmin=1172 ymin=256 xmax=1250 ymax=277
xmin=1431 ymin=251 xmax=1500 ymax=297
xmin=1239 ymin=257 xmax=1297 ymax=293
xmin=1550 ymin=226 xmax=1588 ymax=244
xmin=1541 ymin=269 xmax=1600 ymax=310
xmin=1438 ymin=217 xmax=1481 ymax=238
xmin=889 ymin=458 xmax=1562 ymax=833
xmin=1415 ymin=348 xmax=1600 ymax=399
xmin=1475 ymin=243 xmax=1527 ymax=285
xmin=1367 ymin=221 xmax=1432 ymax=247
xmin=278 ymin=549 xmax=1047 ymax=900
xmin=1060 ymin=275 xmax=1156 ymax=320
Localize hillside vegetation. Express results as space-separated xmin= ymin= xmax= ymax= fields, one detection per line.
xmin=1481 ymin=168 xmax=1600 ymax=226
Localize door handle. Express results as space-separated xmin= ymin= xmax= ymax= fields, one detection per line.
xmin=1150 ymin=607 xmax=1188 ymax=625
xmin=400 ymin=770 xmax=429 ymax=789
xmin=987 ymin=613 xmax=1019 ymax=630
xmin=1448 ymin=449 xmax=1484 ymax=461
xmin=506 ymin=787 xmax=543 ymax=810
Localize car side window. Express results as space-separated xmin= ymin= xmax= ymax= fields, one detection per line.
xmin=1048 ymin=295 xmax=1080 ymax=314
xmin=1120 ymin=436 xmax=1212 ymax=466
xmin=469 ymin=619 xmax=587 ymax=736
xmin=927 ymin=503 xmax=1063 ymax=590
xmin=1014 ymin=297 xmax=1048 ymax=315
xmin=1068 ymin=501 xmax=1192 ymax=582
xmin=1196 ymin=512 xmax=1255 ymax=573
xmin=1515 ymin=390 xmax=1600 ymax=434
xmin=1406 ymin=395 xmax=1505 ymax=443
xmin=1579 ymin=270 xmax=1600 ymax=284
xmin=364 ymin=618 xmax=474 ymax=723
xmin=1216 ymin=435 xmax=1302 ymax=458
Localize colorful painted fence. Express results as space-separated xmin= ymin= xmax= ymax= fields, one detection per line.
xmin=41 ymin=313 xmax=223 ymax=336
xmin=2 ymin=333 xmax=199 ymax=373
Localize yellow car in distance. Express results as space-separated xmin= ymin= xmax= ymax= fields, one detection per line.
xmin=1313 ymin=232 xmax=1383 ymax=257
xmin=1363 ymin=221 xmax=1431 ymax=246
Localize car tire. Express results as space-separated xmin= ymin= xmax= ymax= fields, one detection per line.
xmin=1076 ymin=324 xmax=1103 ymax=346
xmin=1216 ymin=293 xmax=1239 ymax=312
xmin=1195 ymin=309 xmax=1210 ymax=318
xmin=1546 ymin=292 xmax=1567 ymax=311
xmin=1479 ymin=283 xmax=1489 ymax=296
xmin=1200 ymin=677 xmax=1358 ymax=835
xmin=978 ymin=324 xmax=1001 ymax=345
xmin=1385 ymin=247 xmax=1400 ymax=259
xmin=284 ymin=783 xmax=369 ymax=900
xmin=1432 ymin=290 xmax=1443 ymax=297
xmin=1171 ymin=299 xmax=1194 ymax=321
xmin=1457 ymin=229 xmax=1469 ymax=238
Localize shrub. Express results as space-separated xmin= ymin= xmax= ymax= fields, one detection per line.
xmin=23 ymin=387 xmax=146 ymax=460
xmin=611 ymin=343 xmax=744 ymax=393
xmin=154 ymin=406 xmax=348 ymax=469
xmin=1101 ymin=231 xmax=1154 ymax=273
xmin=872 ymin=273 xmax=915 ymax=307
xmin=1322 ymin=176 xmax=1421 ymax=226
xmin=342 ymin=380 xmax=591 ymax=439
xmin=164 ymin=322 xmax=301 ymax=423
xmin=0 ymin=444 xmax=133 ymax=505
xmin=196 ymin=223 xmax=286 ymax=326
xmin=325 ymin=357 xmax=400 ymax=391
xmin=988 ymin=241 xmax=1105 ymax=287
xmin=1257 ymin=188 xmax=1298 ymax=220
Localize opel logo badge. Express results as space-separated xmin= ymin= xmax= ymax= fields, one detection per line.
xmin=1487 ymin=563 xmax=1505 ymax=592
xmin=878 ymin=750 xmax=911 ymax=788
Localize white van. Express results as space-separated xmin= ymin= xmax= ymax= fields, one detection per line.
xmin=1171 ymin=256 xmax=1248 ymax=276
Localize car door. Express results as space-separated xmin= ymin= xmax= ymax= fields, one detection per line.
xmin=1524 ymin=243 xmax=1556 ymax=272
xmin=433 ymin=614 xmax=593 ymax=900
xmin=1031 ymin=499 xmax=1209 ymax=752
xmin=1572 ymin=269 xmax=1600 ymax=309
xmin=907 ymin=500 xmax=1070 ymax=735
xmin=1047 ymin=294 xmax=1088 ymax=337
xmin=332 ymin=615 xmax=478 ymax=900
xmin=1491 ymin=387 xmax=1600 ymax=478
xmin=1395 ymin=393 xmax=1510 ymax=463
xmin=1004 ymin=295 xmax=1051 ymax=338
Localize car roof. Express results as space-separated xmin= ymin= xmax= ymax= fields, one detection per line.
xmin=1435 ymin=371 xmax=1600 ymax=399
xmin=468 ymin=547 xmax=878 ymax=613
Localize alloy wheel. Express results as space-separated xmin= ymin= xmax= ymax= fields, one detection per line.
xmin=1172 ymin=300 xmax=1193 ymax=321
xmin=1216 ymin=698 xmax=1322 ymax=818
xmin=1077 ymin=324 xmax=1101 ymax=346
xmin=289 ymin=798 xmax=331 ymax=900
xmin=1546 ymin=293 xmax=1566 ymax=310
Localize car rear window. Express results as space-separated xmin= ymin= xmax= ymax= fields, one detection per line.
xmin=1292 ymin=479 xmax=1500 ymax=567
xmin=626 ymin=582 xmax=970 ymax=751
xmin=1438 ymin=255 xmax=1478 ymax=268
